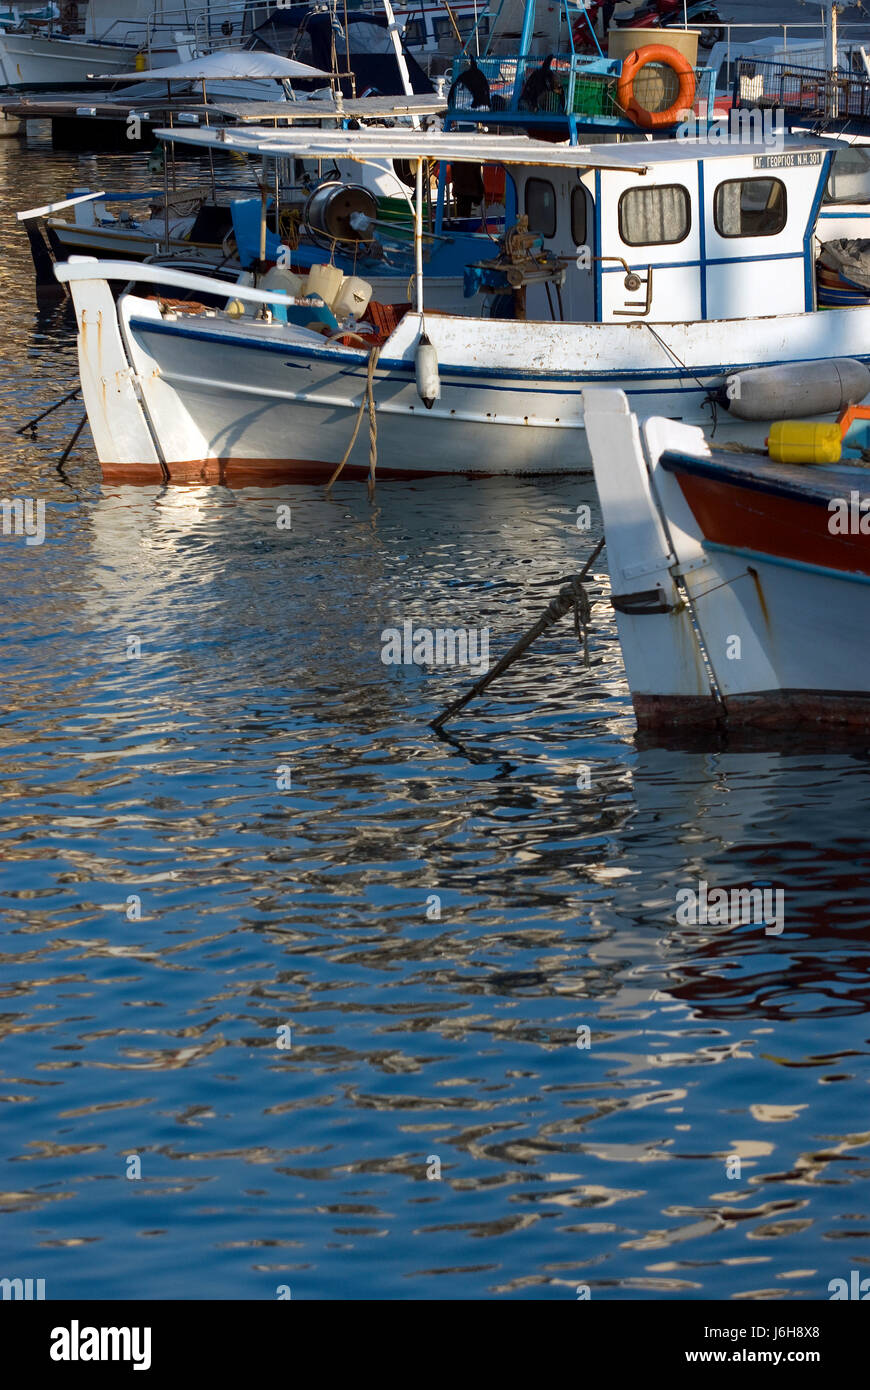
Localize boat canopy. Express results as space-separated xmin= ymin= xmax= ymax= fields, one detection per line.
xmin=107 ymin=51 xmax=332 ymax=82
xmin=249 ymin=5 xmax=433 ymax=97
xmin=152 ymin=126 xmax=842 ymax=174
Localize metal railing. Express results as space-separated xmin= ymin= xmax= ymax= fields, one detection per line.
xmin=734 ymin=56 xmax=870 ymax=126
xmin=712 ymin=22 xmax=870 ymax=91
xmin=448 ymin=51 xmax=714 ymax=127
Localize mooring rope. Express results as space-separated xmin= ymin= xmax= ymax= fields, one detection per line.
xmin=326 ymin=345 xmax=381 ymax=493
xmin=430 ymin=538 xmax=605 ymax=730
xmin=366 ymin=348 xmax=379 ymax=499
xmin=568 ymin=573 xmax=592 ymax=667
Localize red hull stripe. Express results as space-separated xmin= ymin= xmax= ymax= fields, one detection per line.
xmin=99 ymin=459 xmax=483 ymax=485
xmin=635 ymin=690 xmax=870 ymax=732
xmin=660 ymin=450 xmax=870 ymax=577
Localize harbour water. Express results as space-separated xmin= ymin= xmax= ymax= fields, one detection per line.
xmin=2 ymin=131 xmax=870 ymax=1302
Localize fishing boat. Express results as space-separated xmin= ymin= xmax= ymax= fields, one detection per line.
xmin=19 ymin=84 xmax=487 ymax=311
xmin=53 ymin=123 xmax=870 ymax=484
xmin=0 ymin=0 xmax=248 ymax=90
xmin=584 ymin=385 xmax=870 ymax=733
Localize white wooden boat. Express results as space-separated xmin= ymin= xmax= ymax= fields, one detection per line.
xmin=585 ymin=386 xmax=870 ymax=732
xmin=54 ymin=127 xmax=870 ymax=484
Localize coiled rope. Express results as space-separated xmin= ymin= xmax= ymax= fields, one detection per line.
xmin=326 ymin=344 xmax=380 ymax=494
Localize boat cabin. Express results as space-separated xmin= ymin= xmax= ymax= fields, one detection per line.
xmin=152 ymin=125 xmax=842 ymax=329
xmin=446 ymin=137 xmax=836 ymax=323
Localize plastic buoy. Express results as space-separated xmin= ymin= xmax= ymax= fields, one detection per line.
xmin=415 ymin=334 xmax=440 ymax=410
xmin=767 ymin=420 xmax=842 ymax=465
xmin=225 ymin=299 xmax=245 ymax=318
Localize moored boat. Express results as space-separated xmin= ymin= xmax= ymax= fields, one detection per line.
xmin=585 ymin=385 xmax=870 ymax=733
xmin=53 ymin=126 xmax=870 ymax=484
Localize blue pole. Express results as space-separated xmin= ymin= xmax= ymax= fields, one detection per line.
xmin=511 ymin=0 xmax=538 ymax=104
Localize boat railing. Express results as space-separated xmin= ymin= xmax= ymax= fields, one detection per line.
xmin=187 ymin=1 xmax=276 ymax=58
xmin=54 ymin=256 xmax=330 ymax=314
xmin=136 ymin=2 xmax=253 ymax=64
xmin=714 ymin=22 xmax=870 ymax=91
xmin=446 ymin=51 xmax=715 ymax=134
xmin=734 ymin=56 xmax=870 ymax=129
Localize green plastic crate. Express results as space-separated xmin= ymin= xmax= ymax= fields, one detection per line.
xmin=572 ymin=76 xmax=617 ymax=117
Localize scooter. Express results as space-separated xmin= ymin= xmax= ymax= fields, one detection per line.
xmin=572 ymin=0 xmax=723 ymax=54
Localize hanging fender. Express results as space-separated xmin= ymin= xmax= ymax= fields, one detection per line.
xmin=415 ymin=334 xmax=440 ymax=410
xmin=616 ymin=45 xmax=696 ymax=130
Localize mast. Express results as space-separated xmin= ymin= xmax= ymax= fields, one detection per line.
xmin=824 ymin=1 xmax=839 ymax=119
xmin=381 ymin=0 xmax=420 ymax=128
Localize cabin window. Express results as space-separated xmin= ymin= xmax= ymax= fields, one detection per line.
xmin=525 ymin=178 xmax=557 ymax=238
xmin=571 ymin=186 xmax=587 ymax=246
xmin=825 ymin=145 xmax=870 ymax=204
xmin=714 ymin=177 xmax=787 ymax=237
xmin=403 ymin=18 xmax=425 ymax=46
xmin=456 ymin=14 xmax=489 ymax=37
xmin=618 ymin=185 xmax=690 ymax=246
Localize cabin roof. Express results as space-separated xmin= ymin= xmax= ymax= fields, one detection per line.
xmin=153 ymin=125 xmax=841 ymax=172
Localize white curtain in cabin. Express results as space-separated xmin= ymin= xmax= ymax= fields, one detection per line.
xmin=620 ymin=185 xmax=687 ymax=246
xmin=715 ymin=181 xmax=743 ymax=237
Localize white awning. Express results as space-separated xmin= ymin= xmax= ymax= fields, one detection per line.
xmin=153 ymin=124 xmax=650 ymax=171
xmin=151 ymin=125 xmax=843 ymax=172
xmin=108 ymin=49 xmax=331 ymax=82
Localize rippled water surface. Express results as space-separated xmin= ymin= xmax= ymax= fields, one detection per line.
xmin=2 ymin=134 xmax=870 ymax=1301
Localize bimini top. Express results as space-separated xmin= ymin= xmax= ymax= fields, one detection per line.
xmin=152 ymin=125 xmax=843 ymax=172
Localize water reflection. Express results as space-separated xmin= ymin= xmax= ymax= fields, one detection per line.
xmin=0 ymin=139 xmax=868 ymax=1301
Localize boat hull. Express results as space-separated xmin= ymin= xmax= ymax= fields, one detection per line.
xmin=0 ymin=34 xmax=138 ymax=89
xmin=59 ymin=261 xmax=870 ymax=483
xmin=585 ymin=389 xmax=870 ymax=735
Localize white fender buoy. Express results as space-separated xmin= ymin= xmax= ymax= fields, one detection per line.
xmin=724 ymin=358 xmax=870 ymax=421
xmin=415 ymin=333 xmax=440 ymax=410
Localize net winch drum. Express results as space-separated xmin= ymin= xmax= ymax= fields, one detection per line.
xmin=304 ymin=182 xmax=378 ymax=246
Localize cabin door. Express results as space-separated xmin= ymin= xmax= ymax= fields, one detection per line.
xmin=597 ymin=171 xmax=702 ymax=324
xmin=521 ymin=174 xmax=595 ymax=323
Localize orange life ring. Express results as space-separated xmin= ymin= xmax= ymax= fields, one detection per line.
xmin=616 ymin=44 xmax=696 ymax=130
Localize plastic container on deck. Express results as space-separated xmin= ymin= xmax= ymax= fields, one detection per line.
xmin=607 ymin=28 xmax=700 ymax=65
xmin=305 ymin=262 xmax=343 ymax=309
xmin=333 ymin=276 xmax=373 ymax=321
xmin=767 ymin=420 xmax=842 ymax=465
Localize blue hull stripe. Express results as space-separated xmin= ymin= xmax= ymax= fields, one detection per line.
xmin=128 ymin=316 xmax=870 ymax=394
xmin=705 ymin=541 xmax=870 ymax=586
